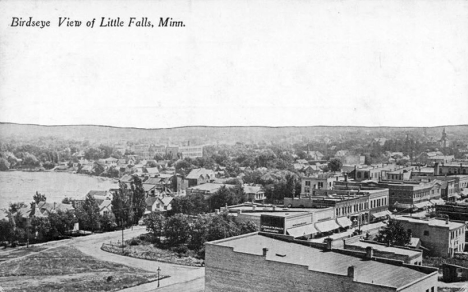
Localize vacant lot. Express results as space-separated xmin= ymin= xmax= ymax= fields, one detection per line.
xmin=0 ymin=245 xmax=162 ymax=291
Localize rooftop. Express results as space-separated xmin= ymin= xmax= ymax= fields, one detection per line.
xmin=208 ymin=233 xmax=435 ymax=289
xmin=188 ymin=183 xmax=234 ymax=192
xmin=395 ymin=217 xmax=465 ymax=230
xmin=346 ymin=241 xmax=421 ymax=257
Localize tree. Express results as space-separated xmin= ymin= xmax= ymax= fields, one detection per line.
xmin=164 ymin=214 xmax=191 ymax=245
xmin=206 ymin=214 xmax=240 ymax=242
xmin=33 ymin=192 xmax=47 ymax=204
xmin=0 ymin=219 xmax=13 ymax=242
xmin=130 ymin=176 xmax=146 ymax=225
xmin=145 ymin=213 xmax=166 ymax=243
xmin=100 ymin=212 xmax=117 ymax=231
xmin=22 ymin=153 xmax=40 ymax=167
xmin=170 ymin=194 xmax=208 ymax=215
xmin=239 ymin=221 xmax=258 ymax=234
xmin=30 ymin=216 xmax=51 ymax=240
xmin=76 ymin=194 xmax=101 ymax=231
xmin=375 ymin=220 xmax=411 ymax=246
xmin=0 ymin=158 xmax=10 ymax=171
xmin=189 ymin=214 xmax=211 ymax=251
xmin=112 ymin=182 xmax=132 ymax=227
xmin=327 ymin=158 xmax=343 ymax=172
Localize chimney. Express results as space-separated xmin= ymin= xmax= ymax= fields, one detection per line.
xmin=272 ymin=205 xmax=276 ymax=211
xmin=54 ymin=202 xmax=56 ymax=210
xmin=446 ymin=218 xmax=449 ymax=225
xmin=365 ymin=246 xmax=373 ymax=259
xmin=347 ymin=266 xmax=357 ymax=281
xmin=252 ymin=205 xmax=256 ymax=211
xmin=237 ymin=210 xmax=241 ymax=215
xmin=215 ymin=209 xmax=220 ymax=214
xmin=262 ymin=248 xmax=268 ymax=256
xmin=325 ymin=238 xmax=333 ymax=251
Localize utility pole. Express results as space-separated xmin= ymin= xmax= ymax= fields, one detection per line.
xmin=157 ymin=266 xmax=161 ymax=287
xmin=121 ymin=217 xmax=124 ymax=254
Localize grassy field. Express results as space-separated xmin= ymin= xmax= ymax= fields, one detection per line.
xmin=0 ymin=245 xmax=161 ymax=291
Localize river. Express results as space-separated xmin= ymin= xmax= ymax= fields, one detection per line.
xmin=0 ymin=171 xmax=118 ymax=210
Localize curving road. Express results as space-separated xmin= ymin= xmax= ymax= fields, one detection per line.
xmin=70 ymin=227 xmax=205 ymax=292
xmin=2 ymin=226 xmax=205 ymax=292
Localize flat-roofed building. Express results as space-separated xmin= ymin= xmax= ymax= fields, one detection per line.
xmin=186 ymin=183 xmax=234 ymax=199
xmin=435 ymin=162 xmax=468 ymax=176
xmin=179 ymin=145 xmax=204 ymax=159
xmin=395 ymin=217 xmax=466 ymax=258
xmin=301 ymin=173 xmax=345 ymax=194
xmin=205 ymin=233 xmax=438 ymax=292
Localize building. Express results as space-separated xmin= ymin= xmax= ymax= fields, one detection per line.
xmin=300 ymin=173 xmax=345 ymax=194
xmin=186 ymin=183 xmax=235 ymax=198
xmin=343 ymin=238 xmax=423 ymax=265
xmin=344 ymin=180 xmax=443 ymax=212
xmin=427 ymin=155 xmax=454 ymax=166
xmin=243 ymin=184 xmax=265 ymax=202
xmin=165 ymin=146 xmax=179 ymax=160
xmin=186 ymin=168 xmax=216 ymax=187
xmin=205 ymin=232 xmax=438 ymax=292
xmin=179 ymin=145 xmax=204 ymax=159
xmin=287 ymin=186 xmax=390 ymax=226
xmin=435 ymin=202 xmax=468 ymax=221
xmin=435 ymin=162 xmax=468 ymax=176
xmin=352 ymin=163 xmax=399 ymax=182
xmin=394 ymin=217 xmax=465 ymax=258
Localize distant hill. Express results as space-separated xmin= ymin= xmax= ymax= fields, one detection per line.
xmin=0 ymin=123 xmax=467 ymax=145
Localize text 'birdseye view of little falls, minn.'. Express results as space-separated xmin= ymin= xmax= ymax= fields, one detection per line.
xmin=1 ymin=124 xmax=468 ymax=292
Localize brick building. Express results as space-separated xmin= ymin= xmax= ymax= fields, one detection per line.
xmin=205 ymin=232 xmax=438 ymax=292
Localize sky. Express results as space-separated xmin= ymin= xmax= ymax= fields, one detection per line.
xmin=0 ymin=0 xmax=467 ymax=128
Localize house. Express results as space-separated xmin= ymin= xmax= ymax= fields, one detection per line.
xmin=145 ymin=196 xmax=174 ymax=213
xmin=205 ymin=233 xmax=438 ymax=292
xmin=37 ymin=201 xmax=74 ymax=214
xmin=186 ymin=168 xmax=216 ymax=187
xmin=243 ymin=184 xmax=265 ymax=202
xmin=99 ymin=200 xmax=112 ymax=216
xmin=146 ymin=167 xmax=160 ymax=177
xmin=307 ymin=151 xmax=324 ymax=160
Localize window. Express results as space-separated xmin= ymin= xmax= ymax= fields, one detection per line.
xmin=305 ymin=181 xmax=311 ymax=186
xmin=424 ymin=230 xmax=429 ymax=236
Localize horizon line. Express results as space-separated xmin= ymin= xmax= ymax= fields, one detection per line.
xmin=0 ymin=121 xmax=467 ymax=131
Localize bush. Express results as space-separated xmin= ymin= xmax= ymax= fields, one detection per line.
xmin=128 ymin=238 xmax=140 ymax=246
xmin=171 ymin=245 xmax=188 ymax=255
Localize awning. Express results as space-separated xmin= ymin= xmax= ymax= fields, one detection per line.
xmin=413 ymin=201 xmax=432 ymax=209
xmin=394 ymin=202 xmax=413 ymax=209
xmin=287 ymin=224 xmax=318 ymax=238
xmin=315 ymin=220 xmax=340 ymax=233
xmin=430 ymin=199 xmax=445 ymax=205
xmin=336 ymin=217 xmax=352 ymax=228
xmin=371 ymin=210 xmax=392 ymax=219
